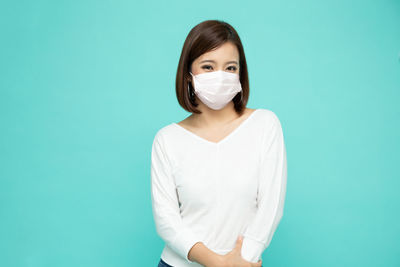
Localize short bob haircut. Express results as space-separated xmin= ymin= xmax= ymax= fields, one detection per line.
xmin=176 ymin=20 xmax=249 ymax=115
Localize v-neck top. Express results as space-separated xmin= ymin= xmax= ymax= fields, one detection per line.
xmin=150 ymin=108 xmax=287 ymax=267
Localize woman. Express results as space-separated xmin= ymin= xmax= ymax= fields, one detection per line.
xmin=151 ymin=20 xmax=287 ymax=267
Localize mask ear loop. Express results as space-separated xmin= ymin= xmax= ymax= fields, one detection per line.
xmin=188 ymin=82 xmax=196 ymax=101
xmin=235 ymin=91 xmax=243 ymax=103
xmin=188 ymin=72 xmax=196 ymax=101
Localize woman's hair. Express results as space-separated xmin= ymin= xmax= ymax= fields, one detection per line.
xmin=176 ymin=20 xmax=249 ymax=115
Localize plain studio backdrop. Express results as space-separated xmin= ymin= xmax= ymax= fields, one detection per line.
xmin=0 ymin=0 xmax=399 ymax=266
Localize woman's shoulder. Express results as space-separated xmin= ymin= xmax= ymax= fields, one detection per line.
xmin=255 ymin=108 xmax=281 ymax=124
xmin=153 ymin=123 xmax=177 ymax=142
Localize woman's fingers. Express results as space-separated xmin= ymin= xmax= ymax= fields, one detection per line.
xmin=234 ymin=235 xmax=243 ymax=253
xmin=252 ymin=259 xmax=262 ymax=267
xmin=235 ymin=235 xmax=263 ymax=266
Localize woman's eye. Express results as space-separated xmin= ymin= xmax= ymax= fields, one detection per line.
xmin=201 ymin=65 xmax=212 ymax=70
xmin=227 ymin=66 xmax=237 ymax=71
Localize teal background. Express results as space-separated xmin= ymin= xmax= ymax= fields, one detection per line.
xmin=1 ymin=0 xmax=399 ymax=266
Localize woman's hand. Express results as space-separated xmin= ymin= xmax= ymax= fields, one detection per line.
xmin=219 ymin=235 xmax=263 ymax=267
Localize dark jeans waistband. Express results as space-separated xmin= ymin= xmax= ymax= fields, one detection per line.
xmin=157 ymin=258 xmax=174 ymax=267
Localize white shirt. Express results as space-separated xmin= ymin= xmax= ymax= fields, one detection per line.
xmin=150 ymin=108 xmax=287 ymax=267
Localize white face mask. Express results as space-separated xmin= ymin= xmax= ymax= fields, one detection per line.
xmin=189 ymin=70 xmax=242 ymax=110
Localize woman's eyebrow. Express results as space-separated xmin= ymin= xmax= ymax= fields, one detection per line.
xmin=200 ymin=60 xmax=238 ymax=65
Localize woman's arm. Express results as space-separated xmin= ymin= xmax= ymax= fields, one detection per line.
xmin=151 ymin=131 xmax=204 ymax=264
xmin=189 ymin=236 xmax=263 ymax=267
xmin=240 ymin=112 xmax=288 ymax=263
xmin=188 ymin=242 xmax=225 ymax=267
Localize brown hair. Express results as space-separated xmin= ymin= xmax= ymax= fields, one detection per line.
xmin=175 ymin=20 xmax=250 ymax=115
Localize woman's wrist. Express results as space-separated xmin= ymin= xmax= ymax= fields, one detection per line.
xmin=211 ymin=254 xmax=226 ymax=267
xmin=188 ymin=242 xmax=227 ymax=267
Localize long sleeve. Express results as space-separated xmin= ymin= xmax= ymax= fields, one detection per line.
xmin=150 ymin=131 xmax=202 ymax=263
xmin=240 ymin=113 xmax=288 ymax=263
